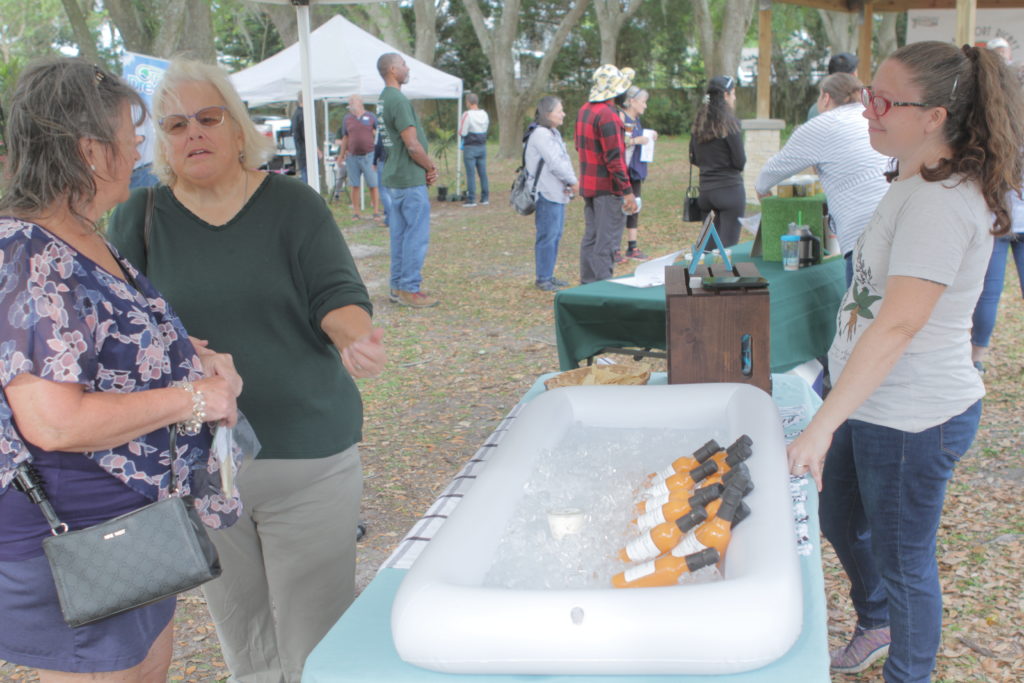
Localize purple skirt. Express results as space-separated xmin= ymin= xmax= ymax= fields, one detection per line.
xmin=0 ymin=553 xmax=175 ymax=673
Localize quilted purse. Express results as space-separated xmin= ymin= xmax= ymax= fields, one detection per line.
xmin=14 ymin=429 xmax=221 ymax=627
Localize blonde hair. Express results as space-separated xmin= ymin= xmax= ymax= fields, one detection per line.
xmin=151 ymin=59 xmax=275 ymax=185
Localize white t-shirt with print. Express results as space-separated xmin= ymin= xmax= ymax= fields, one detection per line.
xmin=828 ymin=173 xmax=991 ymax=433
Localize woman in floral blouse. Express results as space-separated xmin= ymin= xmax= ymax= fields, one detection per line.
xmin=0 ymin=58 xmax=243 ymax=680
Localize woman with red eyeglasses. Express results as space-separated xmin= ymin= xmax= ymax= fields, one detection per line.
xmin=787 ymin=42 xmax=1023 ymax=681
xmin=108 ymin=59 xmax=386 ymax=682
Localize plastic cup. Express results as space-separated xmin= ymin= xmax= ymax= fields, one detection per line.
xmin=547 ymin=508 xmax=586 ymax=540
xmin=782 ymin=235 xmax=800 ymax=271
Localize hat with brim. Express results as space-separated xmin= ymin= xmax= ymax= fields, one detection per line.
xmin=589 ymin=65 xmax=635 ymax=102
xmin=988 ymin=37 xmax=1010 ymax=51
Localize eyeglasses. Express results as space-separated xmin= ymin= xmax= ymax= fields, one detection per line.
xmin=158 ymin=106 xmax=229 ymax=134
xmin=860 ymin=87 xmax=930 ymax=117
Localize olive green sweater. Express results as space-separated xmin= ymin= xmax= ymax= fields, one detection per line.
xmin=108 ymin=174 xmax=372 ymax=459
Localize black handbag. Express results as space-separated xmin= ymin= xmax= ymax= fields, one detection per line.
xmin=683 ymin=164 xmax=702 ymax=222
xmin=14 ymin=429 xmax=221 ymax=628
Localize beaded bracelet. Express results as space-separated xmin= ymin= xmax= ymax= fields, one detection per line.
xmin=174 ymin=380 xmax=207 ymax=436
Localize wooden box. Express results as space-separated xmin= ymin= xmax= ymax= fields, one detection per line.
xmin=665 ymin=261 xmax=771 ymax=393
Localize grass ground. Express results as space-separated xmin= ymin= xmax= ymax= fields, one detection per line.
xmin=1 ymin=136 xmax=1021 ymax=682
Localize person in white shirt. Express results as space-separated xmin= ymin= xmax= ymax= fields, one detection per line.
xmin=459 ymin=92 xmax=490 ymax=206
xmin=756 ymin=73 xmax=890 ymax=286
xmin=787 ymin=42 xmax=1024 ymax=681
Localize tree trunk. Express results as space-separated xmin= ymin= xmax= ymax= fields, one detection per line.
xmin=690 ymin=0 xmax=755 ymax=78
xmin=877 ymin=12 xmax=898 ymax=65
xmin=413 ymin=0 xmax=439 ymax=66
xmin=593 ymin=0 xmax=645 ymax=65
xmin=463 ymin=0 xmax=591 ymax=158
xmin=259 ymin=2 xmax=299 ymax=46
xmin=817 ymin=9 xmax=859 ymax=54
xmin=107 ymin=0 xmax=215 ymax=61
xmin=365 ymin=0 xmax=412 ymax=54
xmin=60 ymin=0 xmax=100 ymax=64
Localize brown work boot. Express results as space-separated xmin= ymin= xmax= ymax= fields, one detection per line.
xmin=396 ymin=290 xmax=439 ymax=308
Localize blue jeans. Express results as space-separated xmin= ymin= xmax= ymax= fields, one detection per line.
xmin=820 ymin=401 xmax=981 ymax=683
xmin=387 ymin=185 xmax=431 ymax=293
xmin=377 ymin=165 xmax=392 ymax=222
xmin=971 ymin=233 xmax=1024 ymax=347
xmin=346 ymin=152 xmax=378 ymax=187
xmin=534 ymin=195 xmax=565 ymax=283
xmin=463 ymin=144 xmax=488 ymax=203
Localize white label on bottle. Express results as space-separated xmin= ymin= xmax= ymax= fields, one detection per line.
xmin=671 ymin=531 xmax=706 ymax=558
xmin=636 ymin=507 xmax=666 ymax=532
xmin=645 ymin=480 xmax=669 ymax=499
xmin=624 ymin=533 xmax=664 ymax=563
xmin=658 ymin=463 xmax=676 ymax=480
xmin=622 ymin=560 xmax=657 ymax=583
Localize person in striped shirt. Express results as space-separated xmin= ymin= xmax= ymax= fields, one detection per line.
xmin=756 ymin=73 xmax=890 ymax=286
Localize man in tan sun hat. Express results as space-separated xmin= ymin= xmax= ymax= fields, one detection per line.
xmin=575 ymin=64 xmax=638 ymax=283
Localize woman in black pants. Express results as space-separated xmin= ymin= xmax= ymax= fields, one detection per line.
xmin=689 ymin=75 xmax=746 ymax=247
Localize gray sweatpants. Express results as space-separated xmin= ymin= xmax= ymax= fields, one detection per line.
xmin=580 ymin=194 xmax=627 ymax=283
xmin=202 ymin=445 xmax=362 ymax=683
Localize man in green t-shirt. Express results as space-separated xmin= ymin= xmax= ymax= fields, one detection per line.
xmin=377 ymin=52 xmax=440 ymax=308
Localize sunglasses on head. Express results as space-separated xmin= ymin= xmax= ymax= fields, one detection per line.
xmin=158 ymin=106 xmax=229 ymax=134
xmin=860 ymin=87 xmax=930 ymax=117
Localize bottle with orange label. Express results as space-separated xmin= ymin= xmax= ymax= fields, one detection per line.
xmin=670 ymin=474 xmax=749 ymax=559
xmin=641 ymin=459 xmax=718 ymax=501
xmin=634 ymin=482 xmax=723 ymax=533
xmin=645 ymin=439 xmax=721 ymax=484
xmin=612 ymin=547 xmax=720 ymax=588
xmin=645 ymin=435 xmax=752 ymax=489
xmin=637 ymin=464 xmax=750 ymax=515
xmin=702 ymin=460 xmax=751 ymax=489
xmin=619 ymin=506 xmax=708 ymax=563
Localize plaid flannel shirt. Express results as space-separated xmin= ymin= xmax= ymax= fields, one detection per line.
xmin=574 ymin=101 xmax=632 ymax=198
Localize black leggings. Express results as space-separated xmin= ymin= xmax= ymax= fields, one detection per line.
xmin=697 ymin=184 xmax=746 ymax=248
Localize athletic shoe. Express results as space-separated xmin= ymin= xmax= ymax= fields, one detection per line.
xmin=462 ymin=202 xmax=478 ymax=208
xmin=535 ymin=279 xmax=563 ymax=292
xmin=396 ymin=290 xmax=439 ymax=308
xmin=480 ymin=200 xmax=490 ymax=205
xmin=626 ymin=247 xmax=649 ymax=260
xmin=388 ymin=289 xmax=399 ymax=303
xmin=549 ymin=277 xmax=571 ymax=288
xmin=613 ymin=250 xmax=628 ymax=265
xmin=830 ymin=625 xmax=891 ymax=674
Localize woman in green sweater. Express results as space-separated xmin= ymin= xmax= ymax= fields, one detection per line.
xmin=108 ymin=59 xmax=386 ymax=683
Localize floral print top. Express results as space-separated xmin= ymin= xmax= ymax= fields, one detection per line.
xmin=0 ymin=217 xmax=241 ymax=530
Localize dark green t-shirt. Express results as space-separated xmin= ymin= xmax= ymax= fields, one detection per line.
xmin=380 ymin=86 xmax=428 ymax=189
xmin=107 ymin=173 xmax=372 ymax=459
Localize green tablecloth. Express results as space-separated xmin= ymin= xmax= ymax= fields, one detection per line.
xmin=553 ymin=241 xmax=846 ymax=372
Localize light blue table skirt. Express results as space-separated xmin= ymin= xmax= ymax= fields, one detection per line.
xmin=303 ymin=374 xmax=830 ymax=682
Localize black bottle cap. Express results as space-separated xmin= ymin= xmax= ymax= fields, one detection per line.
xmin=689 ymin=482 xmax=724 ymax=507
xmin=724 ymin=441 xmax=752 ymax=468
xmin=722 ymin=462 xmax=750 ymax=485
xmin=684 ymin=546 xmax=720 ymax=572
xmin=731 ymin=502 xmax=751 ymax=529
xmin=675 ymin=505 xmax=709 ymax=533
xmin=730 ymin=434 xmax=753 ymax=450
xmin=690 ymin=459 xmax=719 ymax=483
xmin=692 ymin=439 xmax=722 ymax=464
xmin=715 ymin=482 xmax=745 ymax=523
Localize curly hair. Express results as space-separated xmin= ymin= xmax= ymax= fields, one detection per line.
xmin=886 ymin=41 xmax=1024 ymax=235
xmin=691 ymin=86 xmax=739 ymax=144
xmin=0 ymin=57 xmax=145 ymax=224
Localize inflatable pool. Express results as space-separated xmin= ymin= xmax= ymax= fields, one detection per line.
xmin=391 ymin=383 xmax=802 ymax=675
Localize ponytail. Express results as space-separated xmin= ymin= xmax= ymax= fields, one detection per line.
xmin=889 ymin=41 xmax=1024 ymax=235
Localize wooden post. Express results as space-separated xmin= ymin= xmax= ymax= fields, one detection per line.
xmin=758 ymin=1 xmax=772 ymax=119
xmin=956 ymin=0 xmax=977 ymax=47
xmin=858 ymin=3 xmax=874 ymax=84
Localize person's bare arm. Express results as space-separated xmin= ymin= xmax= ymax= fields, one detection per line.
xmin=321 ymin=305 xmax=386 ymax=379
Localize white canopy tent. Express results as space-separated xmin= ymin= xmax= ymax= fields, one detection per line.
xmin=231 ymin=13 xmax=464 ymax=194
